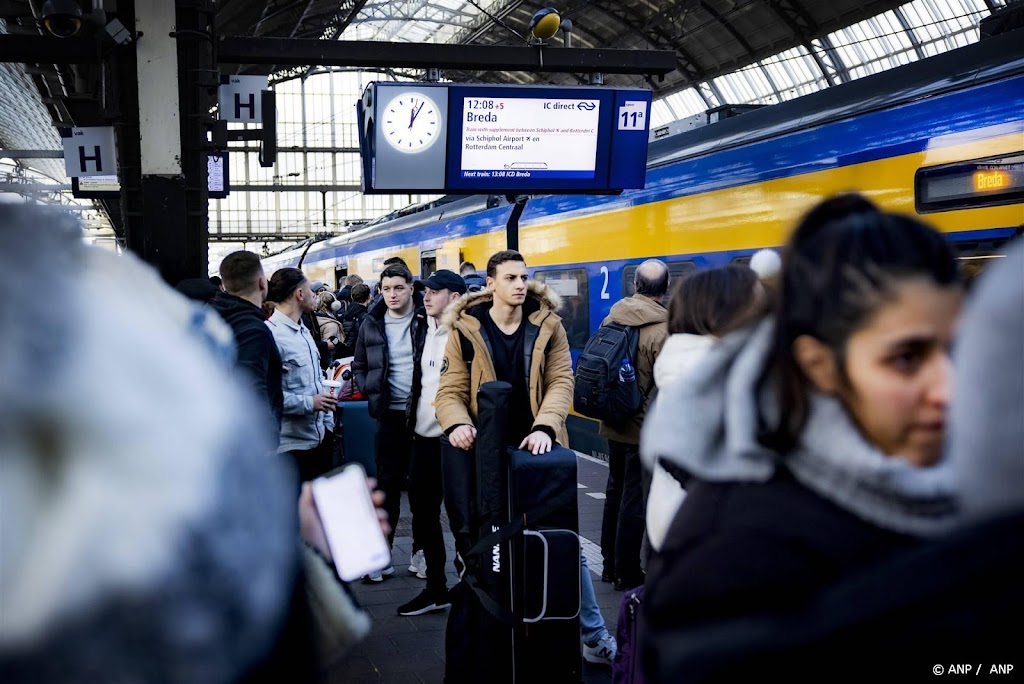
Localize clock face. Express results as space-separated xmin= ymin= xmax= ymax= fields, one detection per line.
xmin=381 ymin=92 xmax=440 ymax=153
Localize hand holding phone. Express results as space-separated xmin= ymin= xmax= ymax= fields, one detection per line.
xmin=310 ymin=464 xmax=392 ymax=582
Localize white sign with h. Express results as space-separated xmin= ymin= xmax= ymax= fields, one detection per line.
xmin=218 ymin=75 xmax=268 ymax=123
xmin=62 ymin=127 xmax=117 ymax=178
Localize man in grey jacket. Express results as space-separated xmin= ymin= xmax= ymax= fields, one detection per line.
xmin=265 ymin=267 xmax=336 ymax=483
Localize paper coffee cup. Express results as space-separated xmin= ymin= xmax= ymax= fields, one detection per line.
xmin=323 ymin=380 xmax=342 ymax=399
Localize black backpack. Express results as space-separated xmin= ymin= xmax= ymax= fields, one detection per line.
xmin=573 ymin=322 xmax=644 ymax=425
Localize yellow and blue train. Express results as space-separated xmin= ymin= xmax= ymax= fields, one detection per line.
xmin=264 ymin=31 xmax=1023 ymax=455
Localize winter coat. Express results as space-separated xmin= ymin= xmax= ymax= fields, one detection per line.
xmin=351 ymin=298 xmax=428 ymax=425
xmin=646 ymin=333 xmax=714 ymax=552
xmin=647 ymin=243 xmax=1024 ymax=683
xmin=435 ymin=281 xmax=575 ymax=447
xmin=316 ymin=314 xmax=342 ymax=363
xmin=210 ymin=291 xmax=284 ymax=438
xmin=652 ymin=333 xmax=714 ymax=390
xmin=640 ymin=319 xmax=958 ymax=682
xmin=597 ymin=294 xmax=668 ymax=444
xmin=644 ymin=471 xmax=918 ymax=655
xmin=338 ymin=302 xmax=369 ymax=358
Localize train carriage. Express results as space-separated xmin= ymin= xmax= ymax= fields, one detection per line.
xmin=263 ymin=31 xmax=1024 ymax=456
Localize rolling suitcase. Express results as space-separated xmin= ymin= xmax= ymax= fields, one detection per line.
xmin=442 ymin=382 xmax=581 ymax=684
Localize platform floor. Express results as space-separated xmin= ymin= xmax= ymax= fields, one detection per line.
xmin=324 ymin=452 xmax=621 ymax=683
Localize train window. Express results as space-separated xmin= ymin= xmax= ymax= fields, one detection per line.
xmin=420 ymin=250 xmax=437 ymax=278
xmin=730 ymin=255 xmax=752 ymax=265
xmin=534 ymin=268 xmax=590 ymax=350
xmin=915 ymin=152 xmax=1024 ymax=213
xmin=623 ymin=261 xmax=697 ymax=297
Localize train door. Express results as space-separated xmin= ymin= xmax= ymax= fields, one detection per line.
xmin=420 ymin=250 xmax=437 ymax=277
xmin=436 ymin=245 xmax=462 ymax=272
xmin=334 ymin=259 xmax=348 ymax=287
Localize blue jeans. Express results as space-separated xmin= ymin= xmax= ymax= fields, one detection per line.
xmin=580 ymin=553 xmax=609 ymax=644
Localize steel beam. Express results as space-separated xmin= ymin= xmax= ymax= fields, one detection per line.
xmin=219 ymin=37 xmax=676 ymax=75
xmin=0 ymin=149 xmax=63 ymax=158
xmin=0 ymin=35 xmax=97 ymax=63
xmin=230 ymin=183 xmax=361 ymax=192
xmin=0 ymin=183 xmax=71 ymax=191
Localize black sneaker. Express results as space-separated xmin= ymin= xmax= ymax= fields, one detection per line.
xmin=600 ymin=568 xmax=614 ymax=583
xmin=397 ymin=588 xmax=451 ymax=616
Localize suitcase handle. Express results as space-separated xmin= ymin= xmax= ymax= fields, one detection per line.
xmin=523 ymin=530 xmax=548 ymax=623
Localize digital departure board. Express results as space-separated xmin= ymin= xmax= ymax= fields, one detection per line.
xmin=915 ymin=153 xmax=1024 ymax=213
xmin=358 ymin=83 xmax=651 ymax=194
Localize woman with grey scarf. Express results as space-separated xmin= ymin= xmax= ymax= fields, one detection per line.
xmin=639 ymin=195 xmax=964 ymax=681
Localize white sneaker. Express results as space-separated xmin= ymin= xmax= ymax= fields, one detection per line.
xmin=364 ymin=565 xmax=395 ymax=583
xmin=583 ymin=633 xmax=617 ymax=667
xmin=408 ymin=549 xmax=427 ymax=579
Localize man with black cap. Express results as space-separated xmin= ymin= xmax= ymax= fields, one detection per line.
xmin=397 ymin=269 xmax=466 ymax=616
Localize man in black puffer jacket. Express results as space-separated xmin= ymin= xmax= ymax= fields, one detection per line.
xmin=353 ymin=263 xmax=428 ymax=578
xmin=210 ymin=251 xmax=283 ymax=447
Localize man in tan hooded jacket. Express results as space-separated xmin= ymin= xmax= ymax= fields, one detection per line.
xmin=436 ymin=249 xmax=622 ymax=665
xmin=435 ymin=249 xmax=574 ymax=452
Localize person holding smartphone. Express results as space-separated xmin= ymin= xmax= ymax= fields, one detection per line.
xmin=266 ymin=268 xmax=337 ymax=483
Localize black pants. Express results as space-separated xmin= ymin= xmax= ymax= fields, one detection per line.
xmin=600 ymin=445 xmax=626 ymax=571
xmin=611 ymin=439 xmax=646 ymax=585
xmin=285 ymin=431 xmax=335 ymax=486
xmin=376 ymin=409 xmax=414 ymax=548
xmin=411 ymin=435 xmax=447 ymax=592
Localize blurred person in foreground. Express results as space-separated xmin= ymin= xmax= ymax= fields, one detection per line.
xmin=0 ymin=204 xmax=372 ymax=683
xmin=641 ymin=195 xmax=965 ymax=681
xmin=647 ymin=241 xmax=1024 ymax=682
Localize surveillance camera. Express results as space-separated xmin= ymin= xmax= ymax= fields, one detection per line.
xmin=41 ymin=0 xmax=84 ymax=38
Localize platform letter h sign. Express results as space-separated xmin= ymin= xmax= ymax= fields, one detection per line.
xmin=235 ymin=92 xmax=255 ymax=120
xmin=79 ymin=145 xmax=103 ymax=174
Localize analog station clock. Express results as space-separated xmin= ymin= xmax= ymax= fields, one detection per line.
xmin=381 ymin=92 xmax=440 ymax=153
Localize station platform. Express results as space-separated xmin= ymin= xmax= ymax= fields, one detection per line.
xmin=323 ymin=452 xmax=620 ymax=683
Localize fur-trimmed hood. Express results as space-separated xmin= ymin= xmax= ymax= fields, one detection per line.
xmin=433 ymin=278 xmax=574 ymax=447
xmin=440 ymin=279 xmax=563 ymax=330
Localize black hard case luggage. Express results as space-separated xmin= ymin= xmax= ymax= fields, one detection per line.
xmin=508 ymin=447 xmax=582 ymax=681
xmin=442 ymin=382 xmax=581 ymax=684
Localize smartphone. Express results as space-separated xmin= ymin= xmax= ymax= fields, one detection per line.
xmin=311 ymin=463 xmax=392 ymax=582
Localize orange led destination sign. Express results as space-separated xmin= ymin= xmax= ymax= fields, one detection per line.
xmin=973 ymin=169 xmax=1009 ymax=192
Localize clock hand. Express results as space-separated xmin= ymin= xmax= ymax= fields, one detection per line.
xmin=410 ymin=101 xmax=425 ymax=128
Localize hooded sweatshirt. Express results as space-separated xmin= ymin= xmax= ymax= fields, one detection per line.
xmin=597 ymin=294 xmax=668 ymax=444
xmin=415 ymin=316 xmax=450 ymax=438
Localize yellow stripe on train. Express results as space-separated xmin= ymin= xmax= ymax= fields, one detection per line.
xmin=448 ymin=131 xmax=1023 ymax=268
